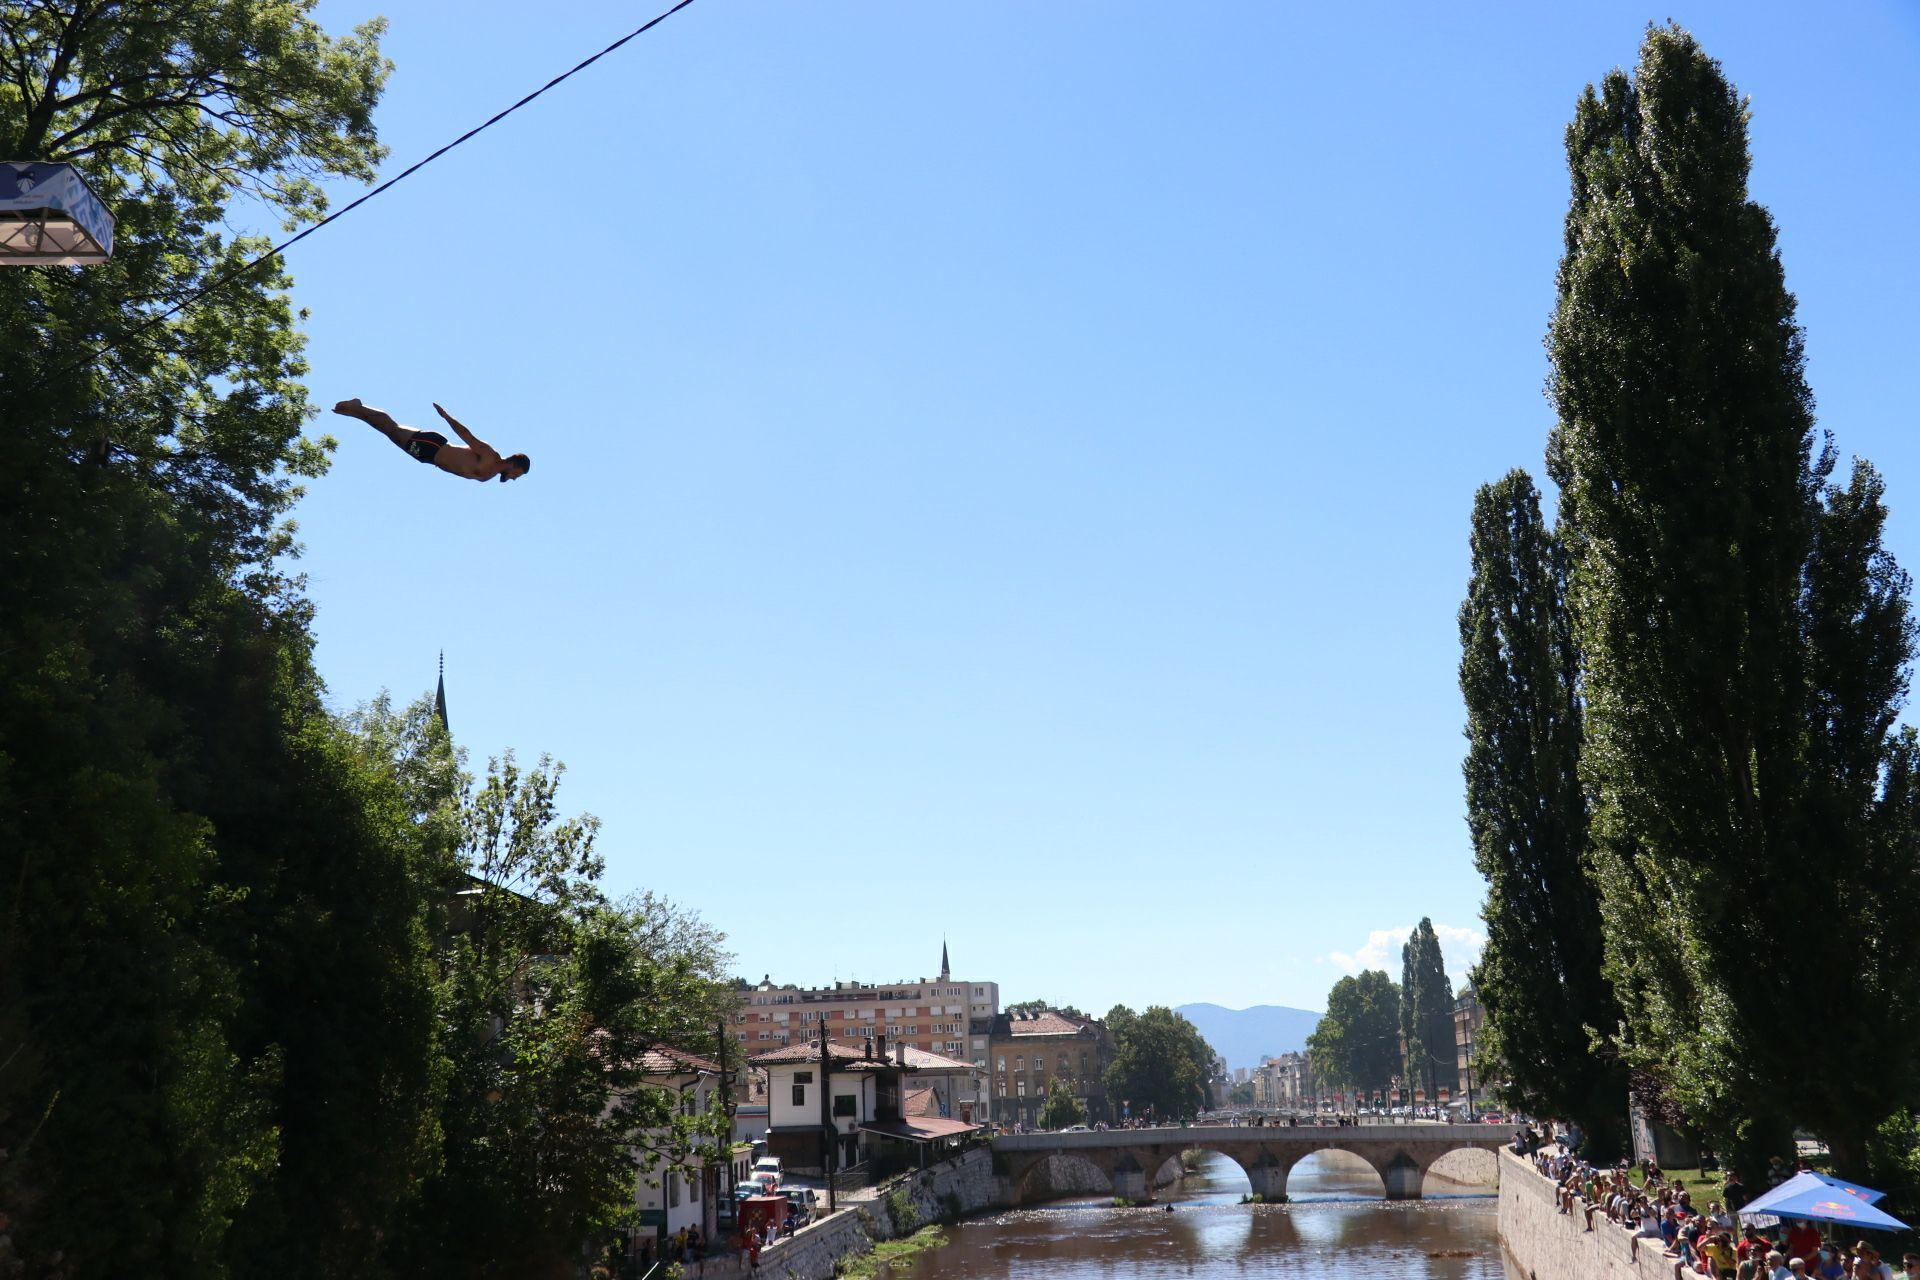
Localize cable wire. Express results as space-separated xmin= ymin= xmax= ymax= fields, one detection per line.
xmin=34 ymin=0 xmax=699 ymax=393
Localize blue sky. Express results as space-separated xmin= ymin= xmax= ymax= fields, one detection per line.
xmin=286 ymin=0 xmax=1920 ymax=1014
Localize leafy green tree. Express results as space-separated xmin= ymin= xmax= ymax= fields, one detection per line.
xmin=0 ymin=4 xmax=436 ymax=1275
xmin=1399 ymin=921 xmax=1452 ymax=1101
xmin=1307 ymin=972 xmax=1401 ymax=1096
xmin=1228 ymin=1081 xmax=1256 ymax=1108
xmin=1036 ymin=1078 xmax=1088 ymax=1131
xmin=350 ymin=702 xmax=735 ymax=1280
xmin=1102 ymin=1005 xmax=1215 ymax=1121
xmin=1460 ymin=471 xmax=1628 ymax=1157
xmin=1546 ymin=24 xmax=1920 ymax=1174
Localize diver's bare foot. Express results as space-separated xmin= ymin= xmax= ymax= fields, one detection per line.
xmin=333 ymin=397 xmax=363 ymax=415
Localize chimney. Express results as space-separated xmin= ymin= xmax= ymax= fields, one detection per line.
xmin=895 ymin=1042 xmax=906 ymax=1066
xmin=873 ymin=1033 xmax=886 ymax=1062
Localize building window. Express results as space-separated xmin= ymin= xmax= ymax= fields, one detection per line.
xmin=792 ymin=1084 xmax=807 ymax=1106
xmin=833 ymin=1094 xmax=856 ymax=1118
xmin=996 ymin=1056 xmax=1005 ymax=1073
xmin=1015 ymin=1056 xmax=1023 ymax=1072
xmin=668 ymin=1172 xmax=681 ymax=1208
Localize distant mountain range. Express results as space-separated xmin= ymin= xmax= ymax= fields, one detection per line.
xmin=1176 ymin=1003 xmax=1322 ymax=1072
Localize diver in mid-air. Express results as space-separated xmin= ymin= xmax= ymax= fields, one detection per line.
xmin=334 ymin=398 xmax=530 ymax=483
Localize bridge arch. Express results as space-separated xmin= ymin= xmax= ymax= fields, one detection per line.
xmin=1009 ymin=1150 xmax=1115 ymax=1203
xmin=1418 ymin=1145 xmax=1500 ymax=1197
xmin=992 ymin=1123 xmax=1505 ymax=1205
xmin=1282 ymin=1145 xmax=1387 ymax=1200
xmin=1145 ymin=1146 xmax=1255 ymax=1194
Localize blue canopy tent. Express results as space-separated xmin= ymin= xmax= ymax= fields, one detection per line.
xmin=1738 ymin=1172 xmax=1908 ymax=1230
xmin=1 ymin=162 xmax=114 ymax=265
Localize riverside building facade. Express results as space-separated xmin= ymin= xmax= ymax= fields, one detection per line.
xmin=734 ymin=945 xmax=1000 ymax=1075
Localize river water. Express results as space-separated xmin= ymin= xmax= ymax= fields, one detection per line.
xmin=893 ymin=1150 xmax=1505 ymax=1279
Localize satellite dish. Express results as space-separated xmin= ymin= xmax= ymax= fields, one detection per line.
xmin=1 ymin=162 xmax=114 ymax=265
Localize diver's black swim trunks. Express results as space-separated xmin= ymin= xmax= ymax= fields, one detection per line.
xmin=405 ymin=430 xmax=448 ymax=465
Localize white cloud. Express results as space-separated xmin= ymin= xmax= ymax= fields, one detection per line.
xmin=1324 ymin=923 xmax=1486 ymax=989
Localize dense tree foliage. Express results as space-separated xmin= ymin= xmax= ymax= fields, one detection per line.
xmin=1398 ymin=921 xmax=1453 ymax=1101
xmin=1036 ymin=1078 xmax=1088 ymax=1131
xmin=0 ymin=4 xmax=408 ymax=1272
xmin=1459 ymin=472 xmax=1628 ymax=1157
xmin=0 ymin=5 xmax=735 ymax=1273
xmin=1306 ymin=971 xmax=1401 ymax=1097
xmin=354 ymin=702 xmax=735 ymax=1280
xmin=1527 ymin=23 xmax=1920 ymax=1175
xmin=1102 ymin=1005 xmax=1216 ymax=1121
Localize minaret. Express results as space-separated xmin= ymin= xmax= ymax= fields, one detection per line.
xmin=434 ymin=650 xmax=449 ymax=734
xmin=939 ymin=938 xmax=950 ymax=982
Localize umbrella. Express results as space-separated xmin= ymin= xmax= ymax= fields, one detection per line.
xmin=1738 ymin=1172 xmax=1908 ymax=1230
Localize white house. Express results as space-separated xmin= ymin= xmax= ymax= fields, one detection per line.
xmin=753 ymin=1036 xmax=982 ymax=1177
xmin=626 ymin=1045 xmax=742 ymax=1252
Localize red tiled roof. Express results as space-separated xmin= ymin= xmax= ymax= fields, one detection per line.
xmin=1006 ymin=1011 xmax=1093 ymax=1037
xmin=903 ymin=1086 xmax=940 ymax=1117
xmin=859 ymin=1117 xmax=981 ymax=1142
xmin=629 ymin=1044 xmax=723 ymax=1076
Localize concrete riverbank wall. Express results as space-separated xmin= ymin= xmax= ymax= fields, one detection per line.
xmin=1498 ymin=1150 xmax=1676 ymax=1280
xmin=682 ymin=1147 xmax=1002 ymax=1280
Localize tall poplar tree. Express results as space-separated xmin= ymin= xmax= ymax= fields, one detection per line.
xmin=1398 ymin=920 xmax=1453 ymax=1101
xmin=1459 ymin=471 xmax=1627 ymax=1155
xmin=1547 ymin=24 xmax=1920 ymax=1173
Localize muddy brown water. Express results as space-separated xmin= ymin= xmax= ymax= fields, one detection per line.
xmin=891 ymin=1149 xmax=1508 ymax=1279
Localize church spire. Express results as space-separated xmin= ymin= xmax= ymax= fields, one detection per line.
xmin=434 ymin=650 xmax=449 ymax=734
xmin=939 ymin=938 xmax=950 ymax=982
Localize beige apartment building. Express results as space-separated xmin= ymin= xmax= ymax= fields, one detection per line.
xmin=734 ymin=944 xmax=1000 ymax=1072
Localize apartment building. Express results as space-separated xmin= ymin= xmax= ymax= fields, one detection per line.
xmin=734 ymin=944 xmax=1000 ymax=1071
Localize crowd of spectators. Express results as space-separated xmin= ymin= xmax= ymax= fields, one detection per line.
xmin=1526 ymin=1142 xmax=1915 ymax=1280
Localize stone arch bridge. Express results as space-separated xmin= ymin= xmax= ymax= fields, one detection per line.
xmin=994 ymin=1123 xmax=1506 ymax=1203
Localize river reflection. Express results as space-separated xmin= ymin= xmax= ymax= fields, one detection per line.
xmin=896 ymin=1150 xmax=1502 ymax=1279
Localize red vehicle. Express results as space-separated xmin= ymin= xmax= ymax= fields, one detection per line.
xmin=736 ymin=1194 xmax=790 ymax=1249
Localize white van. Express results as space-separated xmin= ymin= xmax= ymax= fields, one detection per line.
xmin=753 ymin=1155 xmax=782 ymax=1187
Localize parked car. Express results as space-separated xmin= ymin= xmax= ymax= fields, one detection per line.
xmin=754 ymin=1155 xmax=783 ymax=1182
xmin=752 ymin=1170 xmax=780 ymax=1193
xmin=783 ymin=1187 xmax=814 ymax=1225
xmin=1062 ymin=1124 xmax=1091 ymax=1133
xmin=734 ymin=1180 xmax=763 ymax=1203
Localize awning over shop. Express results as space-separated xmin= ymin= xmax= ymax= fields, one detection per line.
xmin=858 ymin=1117 xmax=982 ymax=1144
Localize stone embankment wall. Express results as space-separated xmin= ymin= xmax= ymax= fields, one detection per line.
xmin=684 ymin=1147 xmax=1002 ymax=1280
xmin=1498 ymin=1150 xmax=1675 ymax=1280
